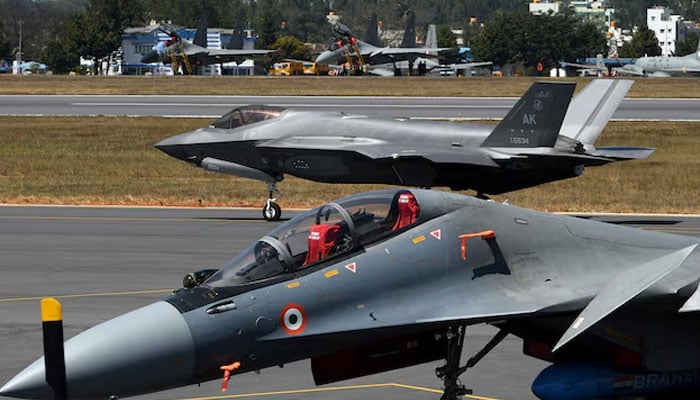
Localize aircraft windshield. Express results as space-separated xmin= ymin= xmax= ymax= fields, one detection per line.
xmin=205 ymin=190 xmax=422 ymax=288
xmin=209 ymin=106 xmax=285 ymax=130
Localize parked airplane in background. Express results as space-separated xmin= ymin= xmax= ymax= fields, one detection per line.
xmin=141 ymin=19 xmax=275 ymax=74
xmin=615 ymin=40 xmax=700 ymax=77
xmin=315 ymin=17 xmax=455 ymax=74
xmin=154 ymin=79 xmax=654 ymax=221
xmin=2 ymin=189 xmax=699 ymax=400
xmin=561 ymin=54 xmax=609 ymax=77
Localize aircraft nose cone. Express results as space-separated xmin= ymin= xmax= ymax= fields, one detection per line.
xmin=141 ymin=50 xmax=160 ymax=63
xmin=154 ymin=133 xmax=194 ymax=162
xmin=0 ymin=301 xmax=196 ymax=400
xmin=315 ymin=51 xmax=334 ymax=65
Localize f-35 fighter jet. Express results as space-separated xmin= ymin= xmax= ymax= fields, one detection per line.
xmin=2 ymin=189 xmax=699 ymax=400
xmin=156 ymin=79 xmax=653 ymax=221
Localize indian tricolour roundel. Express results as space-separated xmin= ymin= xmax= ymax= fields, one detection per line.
xmin=280 ymin=303 xmax=307 ymax=335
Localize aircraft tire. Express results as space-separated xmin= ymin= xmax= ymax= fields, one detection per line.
xmin=262 ymin=202 xmax=282 ymax=221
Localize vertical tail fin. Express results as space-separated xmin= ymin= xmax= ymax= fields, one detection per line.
xmin=365 ymin=12 xmax=380 ymax=46
xmin=193 ymin=17 xmax=208 ymax=48
xmin=400 ymin=10 xmax=416 ymax=48
xmin=595 ymin=54 xmax=605 ymax=71
xmin=425 ymin=24 xmax=437 ymax=49
xmin=558 ymin=79 xmax=632 ymax=144
xmin=227 ymin=16 xmax=245 ymax=50
xmin=480 ymin=82 xmax=575 ymax=148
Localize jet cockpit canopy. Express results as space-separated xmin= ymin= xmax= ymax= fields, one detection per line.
xmin=204 ymin=189 xmax=456 ymax=289
xmin=209 ymin=105 xmax=285 ymax=130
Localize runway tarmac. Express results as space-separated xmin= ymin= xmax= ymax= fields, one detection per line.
xmin=1 ymin=95 xmax=699 ymax=121
xmin=1 ymin=206 xmax=699 ymax=400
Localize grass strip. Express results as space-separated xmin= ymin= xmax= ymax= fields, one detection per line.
xmin=1 ymin=116 xmax=697 ymax=213
xmin=1 ymin=76 xmax=700 ymax=98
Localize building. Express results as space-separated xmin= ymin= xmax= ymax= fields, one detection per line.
xmin=529 ymin=1 xmax=616 ymax=33
xmin=647 ymin=6 xmax=684 ymax=57
xmin=570 ymin=1 xmax=615 ymax=28
xmin=529 ymin=0 xmax=562 ymax=15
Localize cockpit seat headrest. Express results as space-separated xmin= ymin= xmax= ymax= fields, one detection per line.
xmin=392 ymin=193 xmax=420 ymax=231
xmin=304 ymin=224 xmax=342 ymax=265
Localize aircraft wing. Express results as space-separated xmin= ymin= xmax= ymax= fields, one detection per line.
xmin=614 ymin=66 xmax=645 ymax=76
xmin=658 ymin=67 xmax=700 ymax=74
xmin=258 ymin=138 xmax=499 ymax=167
xmin=261 ymin=241 xmax=699 ymax=343
xmin=194 ymin=48 xmax=276 ymax=63
xmin=369 ymin=47 xmax=451 ymax=58
xmin=432 ymin=61 xmax=493 ymax=72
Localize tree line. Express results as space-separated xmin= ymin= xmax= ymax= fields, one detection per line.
xmin=0 ymin=0 xmax=698 ymax=74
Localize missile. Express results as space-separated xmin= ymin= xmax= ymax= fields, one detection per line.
xmin=532 ymin=363 xmax=700 ymax=400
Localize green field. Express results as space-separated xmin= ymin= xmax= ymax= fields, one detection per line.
xmin=1 ymin=116 xmax=697 ymax=214
xmin=2 ymin=75 xmax=700 ymax=97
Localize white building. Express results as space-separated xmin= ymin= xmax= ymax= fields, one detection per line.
xmin=529 ymin=1 xmax=562 ymax=15
xmin=647 ymin=6 xmax=684 ymax=57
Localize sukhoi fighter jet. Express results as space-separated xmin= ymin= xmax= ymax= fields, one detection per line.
xmin=140 ymin=20 xmax=275 ymax=74
xmin=155 ymin=79 xmax=654 ymax=220
xmin=615 ymin=40 xmax=700 ymax=77
xmin=2 ymin=189 xmax=700 ymax=400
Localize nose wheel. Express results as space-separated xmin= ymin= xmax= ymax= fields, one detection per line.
xmin=262 ymin=200 xmax=281 ymax=221
xmin=262 ymin=182 xmax=283 ymax=221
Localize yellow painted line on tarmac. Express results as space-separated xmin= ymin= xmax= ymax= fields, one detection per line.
xmin=168 ymin=382 xmax=503 ymax=400
xmin=390 ymin=383 xmax=502 ymax=399
xmin=0 ymin=289 xmax=172 ymax=303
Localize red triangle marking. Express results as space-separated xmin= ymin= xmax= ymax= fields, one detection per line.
xmin=430 ymin=229 xmax=442 ymax=240
xmin=345 ymin=262 xmax=357 ymax=273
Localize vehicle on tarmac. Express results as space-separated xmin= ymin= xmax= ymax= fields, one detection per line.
xmin=269 ymin=61 xmax=304 ymax=76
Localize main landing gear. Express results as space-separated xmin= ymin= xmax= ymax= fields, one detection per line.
xmin=436 ymin=325 xmax=508 ymax=400
xmin=262 ymin=181 xmax=283 ymax=222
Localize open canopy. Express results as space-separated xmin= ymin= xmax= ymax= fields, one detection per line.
xmin=204 ymin=189 xmax=446 ymax=288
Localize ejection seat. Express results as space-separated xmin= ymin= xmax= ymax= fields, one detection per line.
xmin=392 ymin=192 xmax=420 ymax=230
xmin=303 ymin=224 xmax=342 ymax=265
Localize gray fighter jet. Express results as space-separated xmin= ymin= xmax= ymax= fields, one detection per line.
xmin=615 ymin=40 xmax=700 ymax=77
xmin=2 ymin=188 xmax=699 ymax=400
xmin=155 ymin=79 xmax=654 ymax=221
xmin=315 ymin=19 xmax=460 ymax=74
xmin=140 ymin=20 xmax=275 ymax=74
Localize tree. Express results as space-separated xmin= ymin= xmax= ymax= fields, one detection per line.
xmin=42 ymin=37 xmax=79 ymax=74
xmin=60 ymin=0 xmax=145 ymax=74
xmin=269 ymin=35 xmax=311 ymax=62
xmin=575 ymin=21 xmax=607 ymax=60
xmin=257 ymin=10 xmax=278 ymax=49
xmin=676 ymin=32 xmax=699 ymax=56
xmin=618 ymin=25 xmax=661 ymax=58
xmin=0 ymin=18 xmax=11 ymax=60
xmin=436 ymin=24 xmax=457 ymax=48
xmin=472 ymin=9 xmax=600 ymax=74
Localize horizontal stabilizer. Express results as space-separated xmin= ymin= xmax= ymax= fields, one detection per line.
xmin=591 ymin=146 xmax=656 ymax=160
xmin=481 ymin=82 xmax=575 ymax=148
xmin=559 ymin=79 xmax=632 ymax=145
xmin=553 ymin=244 xmax=697 ymax=352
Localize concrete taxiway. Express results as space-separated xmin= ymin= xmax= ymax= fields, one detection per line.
xmin=1 ymin=95 xmax=699 ymax=121
xmin=1 ymin=206 xmax=698 ymax=400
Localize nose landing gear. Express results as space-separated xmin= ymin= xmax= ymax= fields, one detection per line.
xmin=262 ymin=182 xmax=283 ymax=221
